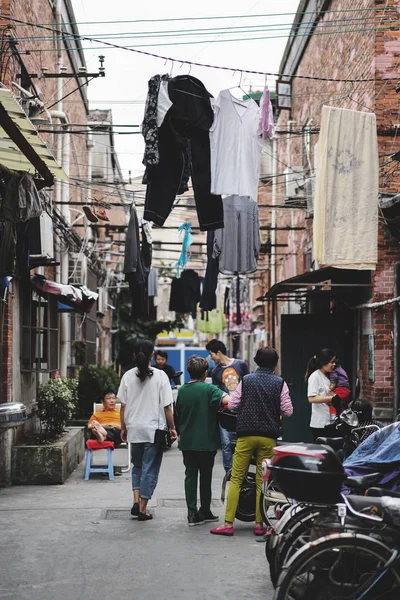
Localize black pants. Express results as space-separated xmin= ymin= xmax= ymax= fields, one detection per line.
xmin=182 ymin=450 xmax=216 ymax=513
xmin=91 ymin=427 xmax=122 ymax=446
xmin=144 ymin=121 xmax=223 ymax=232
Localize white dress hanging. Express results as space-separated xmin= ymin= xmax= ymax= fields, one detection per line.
xmin=210 ymin=89 xmax=261 ymax=202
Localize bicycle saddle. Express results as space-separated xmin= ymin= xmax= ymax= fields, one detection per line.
xmin=345 ymin=472 xmax=382 ymax=491
xmin=316 ymin=437 xmax=344 ymax=451
xmin=365 ymin=487 xmax=400 ymax=499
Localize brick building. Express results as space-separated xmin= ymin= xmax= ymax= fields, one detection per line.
xmin=0 ymin=0 xmax=125 ymax=483
xmin=257 ymin=0 xmax=400 ymax=440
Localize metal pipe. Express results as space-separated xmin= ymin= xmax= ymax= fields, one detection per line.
xmin=271 ymin=136 xmax=277 ymax=287
xmin=394 ymin=262 xmax=400 ymax=420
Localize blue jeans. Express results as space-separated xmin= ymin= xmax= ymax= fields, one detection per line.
xmin=219 ymin=424 xmax=232 ymax=472
xmin=131 ymin=443 xmax=163 ymax=500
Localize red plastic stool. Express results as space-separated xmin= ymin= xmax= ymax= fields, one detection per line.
xmin=84 ymin=440 xmax=115 ymax=480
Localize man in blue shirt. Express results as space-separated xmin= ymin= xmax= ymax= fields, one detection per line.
xmin=206 ymin=339 xmax=249 ymax=472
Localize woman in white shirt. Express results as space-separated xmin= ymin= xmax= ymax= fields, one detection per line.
xmin=305 ymin=349 xmax=336 ymax=440
xmin=119 ymin=339 xmax=177 ymax=521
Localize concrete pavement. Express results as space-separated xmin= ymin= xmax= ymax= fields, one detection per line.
xmin=0 ymin=445 xmax=274 ymax=600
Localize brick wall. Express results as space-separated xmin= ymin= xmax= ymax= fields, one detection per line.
xmin=258 ymin=0 xmax=400 ymax=409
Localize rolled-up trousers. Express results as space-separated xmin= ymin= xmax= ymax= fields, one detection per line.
xmin=144 ymin=121 xmax=223 ymax=232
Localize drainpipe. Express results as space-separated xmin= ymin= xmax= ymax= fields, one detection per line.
xmin=394 ymin=263 xmax=400 ymax=420
xmin=271 ymin=136 xmax=277 ymax=287
xmin=287 ymin=120 xmax=296 ymax=277
xmin=50 ymin=110 xmax=70 ymax=377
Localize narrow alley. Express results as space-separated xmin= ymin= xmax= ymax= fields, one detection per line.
xmin=0 ymin=446 xmax=272 ymax=600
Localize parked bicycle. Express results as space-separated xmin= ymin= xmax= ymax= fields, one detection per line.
xmin=273 ymin=494 xmax=400 ymax=599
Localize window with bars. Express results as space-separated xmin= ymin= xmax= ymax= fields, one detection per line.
xmin=21 ymin=279 xmax=59 ymax=373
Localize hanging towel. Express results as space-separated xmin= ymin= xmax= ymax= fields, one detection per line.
xmin=314 ymin=106 xmax=378 ymax=270
xmin=258 ymin=86 xmax=275 ymax=139
xmin=175 ymin=222 xmax=193 ymax=278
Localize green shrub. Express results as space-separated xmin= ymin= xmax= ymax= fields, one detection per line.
xmin=37 ymin=378 xmax=76 ymax=439
xmin=77 ymin=364 xmax=120 ymax=418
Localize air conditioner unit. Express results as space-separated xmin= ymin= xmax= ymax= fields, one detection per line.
xmin=29 ymin=212 xmax=54 ymax=260
xmin=97 ymin=287 xmax=108 ymax=315
xmin=68 ymin=253 xmax=87 ymax=285
xmin=283 ymin=167 xmax=306 ymax=203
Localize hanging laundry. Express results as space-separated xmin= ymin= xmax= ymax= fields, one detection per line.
xmin=0 ymin=167 xmax=43 ymax=222
xmin=143 ymin=75 xmax=223 ymax=231
xmin=142 ymin=220 xmax=153 ymax=245
xmin=228 ymin=277 xmax=252 ymax=332
xmin=314 ymin=106 xmax=378 ymax=270
xmin=197 ymin=305 xmax=226 ymax=335
xmin=157 ymin=280 xmax=176 ymax=321
xmin=148 ymin=267 xmax=158 ymax=297
xmin=0 ymin=222 xmax=16 ymax=276
xmin=123 ymin=205 xmax=152 ymax=320
xmin=258 ymin=86 xmax=275 ymax=139
xmin=200 ymin=230 xmax=219 ymax=311
xmin=223 ymin=286 xmax=230 ymax=318
xmin=213 ymin=195 xmax=260 ymax=275
xmin=175 ymin=222 xmax=193 ymax=278
xmin=169 ymin=269 xmax=200 ymax=318
xmin=210 ymin=89 xmax=261 ymax=202
xmin=141 ymin=74 xmax=170 ymax=169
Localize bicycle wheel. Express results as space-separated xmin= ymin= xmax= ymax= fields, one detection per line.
xmin=274 ymin=533 xmax=400 ymax=600
xmin=260 ymin=479 xmax=289 ymax=527
xmin=273 ymin=506 xmax=323 ymax=586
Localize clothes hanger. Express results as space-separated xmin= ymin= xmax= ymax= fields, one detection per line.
xmin=228 ymin=72 xmax=249 ymax=104
xmin=173 ymin=63 xmax=207 ymax=99
xmin=321 ymin=86 xmax=374 ymax=112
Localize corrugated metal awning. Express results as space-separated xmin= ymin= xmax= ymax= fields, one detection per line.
xmin=0 ymin=89 xmax=67 ymax=185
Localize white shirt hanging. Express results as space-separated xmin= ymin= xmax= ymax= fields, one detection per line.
xmin=210 ymin=89 xmax=261 ymax=202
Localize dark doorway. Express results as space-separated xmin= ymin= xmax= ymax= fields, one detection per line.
xmin=280 ymin=313 xmax=355 ymax=442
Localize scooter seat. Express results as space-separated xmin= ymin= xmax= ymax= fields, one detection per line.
xmin=316 ymin=437 xmax=344 ymax=451
xmin=345 ymin=472 xmax=382 ymax=491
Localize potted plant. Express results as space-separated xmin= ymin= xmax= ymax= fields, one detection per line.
xmin=12 ymin=377 xmax=85 ymax=485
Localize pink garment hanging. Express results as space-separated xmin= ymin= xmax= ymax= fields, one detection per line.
xmin=258 ymin=87 xmax=275 ymax=139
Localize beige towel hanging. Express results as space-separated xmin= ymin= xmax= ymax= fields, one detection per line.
xmin=314 ymin=106 xmax=378 ymax=270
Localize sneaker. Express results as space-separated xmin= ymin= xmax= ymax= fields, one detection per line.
xmin=130 ymin=502 xmax=140 ymax=518
xmin=188 ymin=511 xmax=205 ymax=527
xmin=198 ymin=509 xmax=219 ymax=523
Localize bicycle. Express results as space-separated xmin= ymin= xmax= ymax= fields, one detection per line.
xmin=273 ymin=495 xmax=400 ymax=599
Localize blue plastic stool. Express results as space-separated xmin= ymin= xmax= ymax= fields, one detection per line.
xmin=84 ymin=440 xmax=114 ymax=480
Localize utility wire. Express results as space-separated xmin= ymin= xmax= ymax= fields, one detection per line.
xmin=3 ymin=7 xmax=379 ymax=27
xmin=3 ymin=14 xmax=397 ymax=82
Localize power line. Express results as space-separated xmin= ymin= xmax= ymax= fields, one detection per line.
xmin=12 ymin=16 xmax=385 ymax=41
xmin=4 ymin=7 xmax=378 ymax=27
xmin=3 ymin=14 xmax=396 ymax=82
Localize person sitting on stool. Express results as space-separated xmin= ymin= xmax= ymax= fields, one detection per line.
xmin=88 ymin=390 xmax=122 ymax=446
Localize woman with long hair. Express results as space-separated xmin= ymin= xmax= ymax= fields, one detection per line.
xmin=119 ymin=339 xmax=177 ymax=521
xmin=305 ymin=348 xmax=336 ymax=440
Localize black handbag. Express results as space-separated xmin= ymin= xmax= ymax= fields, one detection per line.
xmin=154 ymin=428 xmax=172 ymax=449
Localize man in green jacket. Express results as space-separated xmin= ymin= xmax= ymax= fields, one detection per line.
xmin=175 ymin=355 xmax=229 ymax=526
